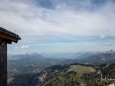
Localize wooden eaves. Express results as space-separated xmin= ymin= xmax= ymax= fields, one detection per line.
xmin=0 ymin=27 xmax=21 ymax=45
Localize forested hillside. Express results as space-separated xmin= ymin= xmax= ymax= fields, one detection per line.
xmin=8 ymin=63 xmax=115 ymax=86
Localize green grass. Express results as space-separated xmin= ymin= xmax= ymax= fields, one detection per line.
xmin=67 ymin=65 xmax=96 ymax=75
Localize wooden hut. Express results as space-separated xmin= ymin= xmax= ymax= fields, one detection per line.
xmin=0 ymin=27 xmax=21 ymax=86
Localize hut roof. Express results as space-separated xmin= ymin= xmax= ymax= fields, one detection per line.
xmin=0 ymin=27 xmax=21 ymax=43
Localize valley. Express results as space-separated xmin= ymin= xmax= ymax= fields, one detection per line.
xmin=7 ymin=51 xmax=115 ymax=86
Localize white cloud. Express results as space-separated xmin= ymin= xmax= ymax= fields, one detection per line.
xmin=100 ymin=35 xmax=108 ymax=39
xmin=102 ymin=42 xmax=115 ymax=46
xmin=20 ymin=45 xmax=29 ymax=49
xmin=0 ymin=0 xmax=115 ymax=42
xmin=14 ymin=47 xmax=18 ymax=49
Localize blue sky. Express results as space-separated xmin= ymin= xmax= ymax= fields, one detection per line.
xmin=0 ymin=0 xmax=115 ymax=55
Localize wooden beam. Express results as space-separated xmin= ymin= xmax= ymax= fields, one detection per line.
xmin=0 ymin=42 xmax=5 ymax=46
xmin=0 ymin=34 xmax=18 ymax=42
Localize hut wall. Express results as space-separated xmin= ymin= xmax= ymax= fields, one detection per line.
xmin=0 ymin=40 xmax=7 ymax=86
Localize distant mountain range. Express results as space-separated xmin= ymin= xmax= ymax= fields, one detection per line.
xmin=8 ymin=50 xmax=115 ymax=76
xmin=8 ymin=53 xmax=44 ymax=60
xmin=9 ymin=50 xmax=115 ymax=61
xmin=77 ymin=50 xmax=115 ymax=65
